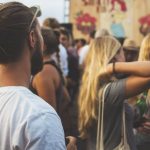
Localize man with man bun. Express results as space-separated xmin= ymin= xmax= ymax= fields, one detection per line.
xmin=0 ymin=2 xmax=66 ymax=150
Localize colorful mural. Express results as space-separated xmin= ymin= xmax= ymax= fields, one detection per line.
xmin=110 ymin=0 xmax=127 ymax=37
xmin=82 ymin=0 xmax=95 ymax=5
xmin=75 ymin=12 xmax=96 ymax=34
xmin=70 ymin=0 xmax=150 ymax=45
xmin=81 ymin=0 xmax=101 ymax=12
xmin=110 ymin=0 xmax=127 ymax=12
xmin=139 ymin=14 xmax=150 ymax=36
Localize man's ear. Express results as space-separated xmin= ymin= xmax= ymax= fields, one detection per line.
xmin=28 ymin=30 xmax=36 ymax=50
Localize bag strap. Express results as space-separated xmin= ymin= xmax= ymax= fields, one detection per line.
xmin=96 ymin=83 xmax=110 ymax=150
xmin=96 ymin=84 xmax=129 ymax=150
xmin=122 ymin=105 xmax=128 ymax=146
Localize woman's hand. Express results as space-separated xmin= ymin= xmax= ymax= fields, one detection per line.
xmin=66 ymin=136 xmax=77 ymax=150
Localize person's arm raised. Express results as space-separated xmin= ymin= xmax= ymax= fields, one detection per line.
xmin=107 ymin=61 xmax=150 ymax=99
xmin=107 ymin=61 xmax=150 ymax=77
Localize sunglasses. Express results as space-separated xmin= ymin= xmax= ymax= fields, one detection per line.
xmin=0 ymin=3 xmax=40 ymax=31
xmin=29 ymin=5 xmax=41 ymax=31
xmin=0 ymin=4 xmax=41 ymax=56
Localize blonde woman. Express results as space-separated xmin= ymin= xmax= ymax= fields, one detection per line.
xmin=134 ymin=33 xmax=150 ymax=150
xmin=78 ymin=36 xmax=150 ymax=150
xmin=139 ymin=33 xmax=150 ymax=61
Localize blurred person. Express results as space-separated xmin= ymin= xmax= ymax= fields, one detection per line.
xmin=59 ymin=27 xmax=79 ymax=99
xmin=79 ymin=30 xmax=96 ymax=65
xmin=59 ymin=28 xmax=79 ymax=142
xmin=0 ymin=2 xmax=66 ymax=150
xmin=122 ymin=38 xmax=139 ymax=125
xmin=74 ymin=38 xmax=87 ymax=54
xmin=78 ymin=36 xmax=150 ymax=150
xmin=133 ymin=33 xmax=150 ymax=150
xmin=79 ymin=28 xmax=110 ymax=66
xmin=59 ymin=27 xmax=71 ymax=49
xmin=43 ymin=18 xmax=69 ymax=77
xmin=123 ymin=39 xmax=139 ymax=62
xmin=31 ymin=27 xmax=77 ymax=150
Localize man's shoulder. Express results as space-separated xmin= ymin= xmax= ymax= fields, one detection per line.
xmin=19 ymin=87 xmax=57 ymax=114
xmin=0 ymin=86 xmax=64 ymax=143
xmin=7 ymin=87 xmax=64 ymax=137
xmin=1 ymin=86 xmax=57 ymax=116
xmin=10 ymin=88 xmax=65 ymax=150
xmin=19 ymin=91 xmax=66 ymax=150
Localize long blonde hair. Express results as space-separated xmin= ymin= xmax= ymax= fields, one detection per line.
xmin=138 ymin=33 xmax=150 ymax=61
xmin=78 ymin=36 xmax=121 ymax=138
xmin=138 ymin=33 xmax=150 ymax=105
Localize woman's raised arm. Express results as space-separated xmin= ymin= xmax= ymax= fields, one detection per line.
xmin=107 ymin=61 xmax=150 ymax=99
xmin=107 ymin=61 xmax=150 ymax=77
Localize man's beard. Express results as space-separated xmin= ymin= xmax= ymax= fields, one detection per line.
xmin=31 ymin=42 xmax=43 ymax=76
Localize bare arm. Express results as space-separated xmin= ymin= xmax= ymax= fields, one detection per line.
xmin=107 ymin=61 xmax=150 ymax=77
xmin=125 ymin=76 xmax=150 ymax=99
xmin=106 ymin=61 xmax=150 ymax=99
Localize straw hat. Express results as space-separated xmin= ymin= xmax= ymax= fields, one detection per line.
xmin=123 ymin=39 xmax=139 ymax=51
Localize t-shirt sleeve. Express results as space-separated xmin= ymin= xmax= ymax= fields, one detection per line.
xmin=104 ymin=79 xmax=126 ymax=106
xmin=14 ymin=112 xmax=66 ymax=150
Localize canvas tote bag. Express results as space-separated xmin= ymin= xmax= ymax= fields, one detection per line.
xmin=96 ymin=84 xmax=130 ymax=150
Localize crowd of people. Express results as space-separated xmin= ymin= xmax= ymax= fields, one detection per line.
xmin=0 ymin=1 xmax=150 ymax=150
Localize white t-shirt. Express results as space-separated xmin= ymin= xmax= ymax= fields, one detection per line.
xmin=79 ymin=45 xmax=89 ymax=65
xmin=59 ymin=44 xmax=68 ymax=77
xmin=0 ymin=86 xmax=66 ymax=150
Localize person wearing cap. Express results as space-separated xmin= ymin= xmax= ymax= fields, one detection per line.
xmin=0 ymin=2 xmax=66 ymax=150
xmin=123 ymin=39 xmax=139 ymax=62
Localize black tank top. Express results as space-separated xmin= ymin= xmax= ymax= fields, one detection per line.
xmin=43 ymin=60 xmax=65 ymax=85
xmin=30 ymin=60 xmax=64 ymax=113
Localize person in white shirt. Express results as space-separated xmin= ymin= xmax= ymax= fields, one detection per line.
xmin=59 ymin=44 xmax=69 ymax=77
xmin=79 ymin=30 xmax=96 ymax=65
xmin=79 ymin=29 xmax=110 ymax=65
xmin=0 ymin=2 xmax=66 ymax=150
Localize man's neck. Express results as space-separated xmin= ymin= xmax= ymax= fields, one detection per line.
xmin=0 ymin=61 xmax=30 ymax=88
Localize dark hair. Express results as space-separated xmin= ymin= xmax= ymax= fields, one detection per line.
xmin=80 ymin=38 xmax=87 ymax=46
xmin=89 ymin=30 xmax=96 ymax=39
xmin=0 ymin=2 xmax=37 ymax=64
xmin=59 ymin=27 xmax=70 ymax=39
xmin=41 ymin=27 xmax=60 ymax=56
xmin=41 ymin=27 xmax=62 ymax=76
xmin=53 ymin=28 xmax=61 ymax=43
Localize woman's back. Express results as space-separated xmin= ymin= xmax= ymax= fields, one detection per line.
xmin=86 ymin=79 xmax=136 ymax=150
xmin=78 ymin=36 xmax=150 ymax=150
xmin=31 ymin=60 xmax=72 ymax=136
